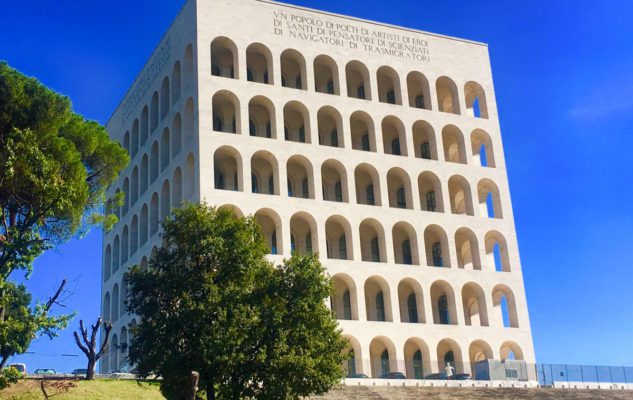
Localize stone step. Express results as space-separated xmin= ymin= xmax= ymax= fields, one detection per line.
xmin=310 ymin=385 xmax=633 ymax=400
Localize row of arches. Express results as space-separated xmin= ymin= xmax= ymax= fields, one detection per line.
xmin=211 ymin=37 xmax=489 ymax=118
xmin=331 ymin=274 xmax=519 ymax=328
xmin=122 ymin=44 xmax=194 ymax=160
xmin=214 ymin=147 xmax=503 ymax=219
xmin=218 ymin=204 xmax=511 ymax=272
xmin=100 ymin=319 xmax=137 ymax=373
xmin=212 ymin=92 xmax=496 ymax=168
xmin=115 ymin=109 xmax=194 ymax=220
xmin=344 ymin=336 xmax=524 ymax=379
xmin=104 ymin=154 xmax=195 ymax=282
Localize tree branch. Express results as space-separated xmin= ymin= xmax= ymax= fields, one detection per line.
xmin=45 ymin=279 xmax=67 ymax=311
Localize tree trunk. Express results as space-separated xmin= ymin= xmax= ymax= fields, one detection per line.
xmin=86 ymin=357 xmax=96 ymax=380
xmin=0 ymin=355 xmax=9 ymax=370
xmin=186 ymin=371 xmax=199 ymax=400
xmin=207 ymin=382 xmax=215 ymax=400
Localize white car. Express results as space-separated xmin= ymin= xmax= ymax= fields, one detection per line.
xmin=8 ymin=363 xmax=27 ymax=375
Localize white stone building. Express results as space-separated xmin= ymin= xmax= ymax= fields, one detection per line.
xmin=101 ymin=0 xmax=536 ymax=379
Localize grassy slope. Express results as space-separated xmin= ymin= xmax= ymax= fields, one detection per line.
xmin=1 ymin=379 xmax=165 ymax=400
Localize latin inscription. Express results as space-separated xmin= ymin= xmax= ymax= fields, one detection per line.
xmin=273 ymin=11 xmax=430 ymax=62
xmin=121 ymin=37 xmax=172 ymax=125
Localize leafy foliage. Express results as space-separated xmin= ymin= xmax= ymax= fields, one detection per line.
xmin=0 ymin=366 xmax=22 ymax=390
xmin=0 ymin=60 xmax=128 ymax=278
xmin=0 ymin=61 xmax=127 ymax=367
xmin=126 ymin=204 xmax=347 ymax=400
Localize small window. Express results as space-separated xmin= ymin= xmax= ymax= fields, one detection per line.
xmin=366 ymin=184 xmax=375 ymax=206
xmin=284 ymin=127 xmax=289 ymax=140
xmin=506 ymin=369 xmax=518 ymax=379
xmin=421 ymin=142 xmax=431 ymax=160
xmin=271 ymin=231 xmax=278 ymax=255
xmin=305 ymin=232 xmax=312 ymax=254
xmin=282 ymin=75 xmax=287 ymax=87
xmin=247 ymin=68 xmax=254 ymax=82
xmin=291 ymin=234 xmax=296 ymax=253
xmin=370 ymin=237 xmax=380 ymax=262
xmin=426 ymin=191 xmax=436 ymax=212
xmin=251 ymin=173 xmax=259 ymax=193
xmin=330 ymin=130 xmax=339 ymax=147
xmin=391 ymin=138 xmax=401 ymax=155
xmin=361 ymin=134 xmax=370 ymax=151
xmin=396 ymin=187 xmax=406 ymax=209
xmin=299 ymin=127 xmax=306 ymax=143
xmin=327 ymin=80 xmax=335 ymax=94
xmin=212 ymin=65 xmax=221 ymax=76
xmin=357 ymin=85 xmax=365 ymax=99
xmin=386 ymin=90 xmax=396 ymax=104
xmin=263 ymin=71 xmax=269 ymax=84
xmin=296 ymin=76 xmax=302 ymax=90
xmin=213 ymin=115 xmax=223 ymax=132
xmin=249 ymin=120 xmax=256 ymax=136
xmin=407 ymin=293 xmax=418 ymax=323
xmin=343 ymin=290 xmax=352 ymax=320
xmin=233 ymin=173 xmax=238 ymax=191
xmin=432 ymin=242 xmax=443 ymax=267
xmin=268 ymin=175 xmax=274 ymax=195
xmin=413 ymin=350 xmax=423 ymax=378
xmin=287 ymin=179 xmax=293 ymax=197
xmin=266 ymin=123 xmax=272 ymax=138
xmin=439 ymin=295 xmax=449 ymax=324
xmin=302 ymin=179 xmax=309 ymax=198
xmin=402 ymin=239 xmax=412 ymax=265
xmin=376 ymin=292 xmax=385 ymax=321
xmin=334 ymin=181 xmax=343 ymax=202
xmin=338 ymin=235 xmax=347 ymax=259
xmin=215 ymin=173 xmax=225 ymax=189
xmin=415 ymin=95 xmax=425 ymax=109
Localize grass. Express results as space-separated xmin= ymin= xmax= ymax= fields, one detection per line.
xmin=1 ymin=379 xmax=165 ymax=400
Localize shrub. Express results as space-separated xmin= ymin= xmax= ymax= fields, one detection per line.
xmin=0 ymin=367 xmax=22 ymax=390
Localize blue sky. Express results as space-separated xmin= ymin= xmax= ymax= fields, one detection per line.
xmin=3 ymin=0 xmax=633 ymax=372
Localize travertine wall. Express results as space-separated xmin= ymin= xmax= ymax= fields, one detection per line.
xmin=102 ymin=0 xmax=535 ymax=379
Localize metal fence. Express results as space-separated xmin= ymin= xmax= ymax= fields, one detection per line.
xmin=537 ymin=364 xmax=633 ymax=385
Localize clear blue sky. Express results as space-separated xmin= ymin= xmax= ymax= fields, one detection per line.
xmin=3 ymin=0 xmax=633 ymax=372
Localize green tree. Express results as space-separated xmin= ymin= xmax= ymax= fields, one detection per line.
xmin=0 ymin=61 xmax=128 ymax=367
xmin=126 ymin=204 xmax=347 ymax=400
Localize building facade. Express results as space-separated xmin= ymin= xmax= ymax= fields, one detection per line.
xmin=101 ymin=0 xmax=536 ymax=379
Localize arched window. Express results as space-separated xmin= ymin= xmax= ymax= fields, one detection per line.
xmin=346 ymin=61 xmax=371 ymax=100
xmin=280 ymin=49 xmax=306 ymax=90
xmin=407 ymin=71 xmax=431 ymax=110
xmin=314 ymin=55 xmax=339 ymax=95
xmin=211 ymin=37 xmax=238 ymax=79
